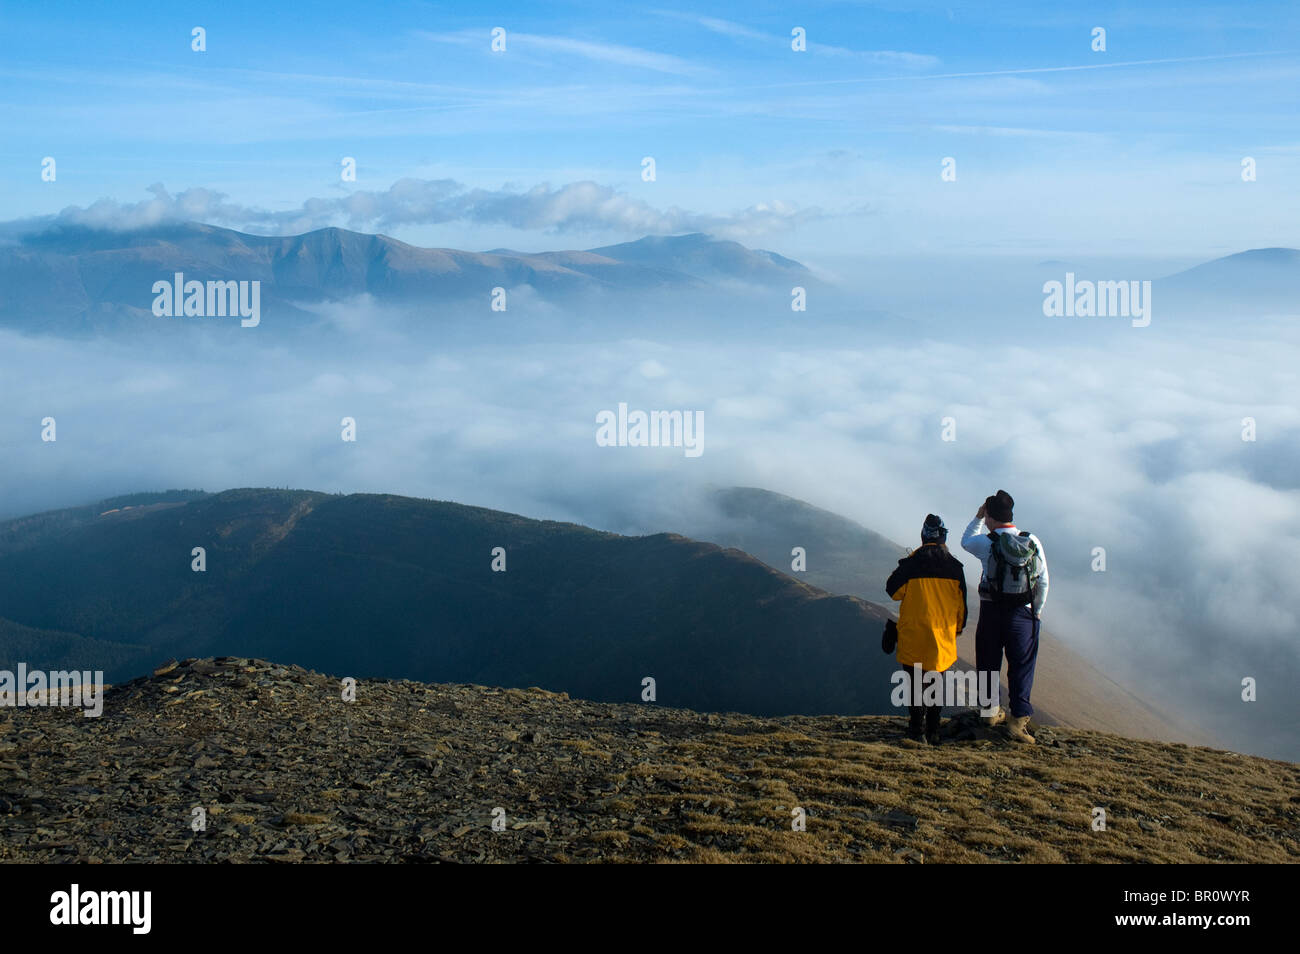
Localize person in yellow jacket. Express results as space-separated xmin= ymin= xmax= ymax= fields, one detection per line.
xmin=886 ymin=514 xmax=968 ymax=744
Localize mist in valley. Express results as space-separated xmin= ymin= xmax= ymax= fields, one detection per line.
xmin=1 ymin=256 xmax=1296 ymax=759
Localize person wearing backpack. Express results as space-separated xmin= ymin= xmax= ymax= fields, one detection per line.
xmin=885 ymin=514 xmax=968 ymax=745
xmin=961 ymin=490 xmax=1049 ymax=744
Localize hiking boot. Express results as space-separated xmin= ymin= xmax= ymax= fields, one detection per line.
xmin=924 ymin=706 xmax=942 ymax=746
xmin=1006 ymin=714 xmax=1036 ymax=744
xmin=907 ymin=706 xmax=925 ymax=741
xmin=981 ymin=706 xmax=1006 ymax=727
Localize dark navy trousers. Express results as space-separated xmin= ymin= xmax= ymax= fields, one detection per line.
xmin=975 ymin=600 xmax=1040 ymax=717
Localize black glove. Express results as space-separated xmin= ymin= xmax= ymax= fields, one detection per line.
xmin=881 ymin=618 xmax=898 ymax=654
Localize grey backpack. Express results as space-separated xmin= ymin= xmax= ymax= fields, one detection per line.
xmin=986 ymin=530 xmax=1041 ymax=603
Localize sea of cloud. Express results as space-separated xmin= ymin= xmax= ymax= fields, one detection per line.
xmin=0 ymin=292 xmax=1295 ymax=759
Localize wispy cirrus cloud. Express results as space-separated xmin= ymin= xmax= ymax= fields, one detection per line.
xmin=415 ymin=28 xmax=708 ymax=76
xmin=689 ymin=15 xmax=771 ymax=42
xmin=930 ymin=123 xmax=1108 ymax=141
xmin=811 ymin=45 xmax=941 ymax=69
xmin=650 ymin=11 xmax=771 ymax=42
xmin=748 ymin=50 xmax=1285 ymax=90
xmin=649 ymin=11 xmax=940 ymax=68
xmin=520 ymin=34 xmax=708 ymax=75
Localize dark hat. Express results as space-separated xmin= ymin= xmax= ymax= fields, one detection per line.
xmin=985 ymin=490 xmax=1014 ymax=523
xmin=922 ymin=513 xmax=948 ymax=543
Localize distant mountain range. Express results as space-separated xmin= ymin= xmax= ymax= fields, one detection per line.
xmin=0 ymin=223 xmax=814 ymax=333
xmin=3 ymin=220 xmax=1289 ymax=333
xmin=0 ymin=485 xmax=1191 ymax=743
xmin=1157 ymin=247 xmax=1300 ymax=316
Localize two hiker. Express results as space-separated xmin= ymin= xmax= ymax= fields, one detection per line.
xmin=885 ymin=490 xmax=1049 ymax=744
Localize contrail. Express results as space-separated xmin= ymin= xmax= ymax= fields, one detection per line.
xmin=737 ymin=50 xmax=1291 ymax=90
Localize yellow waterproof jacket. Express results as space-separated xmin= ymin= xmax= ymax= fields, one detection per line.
xmin=886 ymin=543 xmax=968 ymax=672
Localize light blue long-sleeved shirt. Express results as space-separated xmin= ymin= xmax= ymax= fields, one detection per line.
xmin=961 ymin=516 xmax=1049 ymax=618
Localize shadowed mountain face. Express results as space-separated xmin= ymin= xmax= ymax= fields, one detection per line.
xmin=679 ymin=487 xmax=908 ymax=598
xmin=0 ymin=224 xmax=811 ymax=333
xmin=0 ymin=488 xmax=896 ymax=717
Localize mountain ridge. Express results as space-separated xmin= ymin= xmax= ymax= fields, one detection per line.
xmin=1157 ymin=246 xmax=1300 ymax=315
xmin=0 ymin=485 xmax=1192 ymax=745
xmin=0 ymin=223 xmax=812 ymax=332
xmin=0 ymin=487 xmax=897 ymax=718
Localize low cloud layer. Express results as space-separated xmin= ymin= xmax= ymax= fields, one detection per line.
xmin=14 ymin=180 xmax=821 ymax=241
xmin=0 ymin=293 xmax=1296 ymax=759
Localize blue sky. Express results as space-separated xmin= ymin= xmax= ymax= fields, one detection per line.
xmin=1 ymin=1 xmax=1298 ymax=258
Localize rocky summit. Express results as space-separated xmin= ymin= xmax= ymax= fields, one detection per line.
xmin=0 ymin=658 xmax=1296 ymax=864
